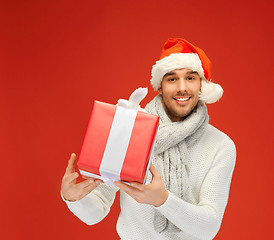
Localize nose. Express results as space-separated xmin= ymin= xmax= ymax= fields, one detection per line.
xmin=176 ymin=78 xmax=188 ymax=93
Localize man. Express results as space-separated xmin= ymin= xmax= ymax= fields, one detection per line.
xmin=61 ymin=38 xmax=236 ymax=240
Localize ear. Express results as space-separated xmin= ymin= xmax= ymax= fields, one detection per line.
xmin=158 ymin=86 xmax=162 ymax=95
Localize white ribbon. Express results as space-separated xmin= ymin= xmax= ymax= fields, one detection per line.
xmin=99 ymin=106 xmax=137 ymax=181
xmin=117 ymin=87 xmax=148 ymax=112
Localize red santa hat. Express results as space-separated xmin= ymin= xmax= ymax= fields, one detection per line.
xmin=150 ymin=38 xmax=223 ymax=104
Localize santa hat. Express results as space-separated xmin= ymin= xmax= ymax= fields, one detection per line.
xmin=150 ymin=38 xmax=223 ymax=104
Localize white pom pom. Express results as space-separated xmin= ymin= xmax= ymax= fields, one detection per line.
xmin=199 ymin=80 xmax=223 ymax=104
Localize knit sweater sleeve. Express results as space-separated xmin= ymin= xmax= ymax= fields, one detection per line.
xmin=156 ymin=137 xmax=236 ymax=240
xmin=62 ymin=184 xmax=119 ymax=225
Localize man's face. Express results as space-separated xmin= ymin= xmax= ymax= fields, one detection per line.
xmin=158 ymin=68 xmax=201 ymax=122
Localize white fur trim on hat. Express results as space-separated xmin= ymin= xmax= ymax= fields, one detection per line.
xmin=150 ymin=53 xmax=205 ymax=91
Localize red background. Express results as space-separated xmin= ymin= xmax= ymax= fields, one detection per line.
xmin=1 ymin=0 xmax=273 ymax=239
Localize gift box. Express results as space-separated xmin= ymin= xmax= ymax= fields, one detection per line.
xmin=77 ymin=92 xmax=159 ymax=184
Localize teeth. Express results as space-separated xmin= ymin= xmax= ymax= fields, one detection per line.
xmin=176 ymin=97 xmax=190 ymax=102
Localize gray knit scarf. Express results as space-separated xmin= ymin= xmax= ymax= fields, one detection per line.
xmin=145 ymin=95 xmax=209 ymax=233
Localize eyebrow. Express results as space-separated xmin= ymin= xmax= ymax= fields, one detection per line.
xmin=186 ymin=71 xmax=199 ymax=75
xmin=163 ymin=72 xmax=176 ymax=77
xmin=163 ymin=70 xmax=199 ymax=77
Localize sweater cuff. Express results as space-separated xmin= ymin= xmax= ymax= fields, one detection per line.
xmin=155 ymin=191 xmax=182 ymax=217
xmin=60 ymin=191 xmax=97 ymax=210
xmin=60 ymin=191 xmax=74 ymax=203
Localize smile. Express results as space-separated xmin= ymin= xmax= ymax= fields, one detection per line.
xmin=174 ymin=97 xmax=191 ymax=102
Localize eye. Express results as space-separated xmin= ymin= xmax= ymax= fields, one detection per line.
xmin=187 ymin=76 xmax=195 ymax=81
xmin=168 ymin=78 xmax=176 ymax=82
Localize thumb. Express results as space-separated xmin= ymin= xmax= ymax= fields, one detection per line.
xmin=149 ymin=164 xmax=159 ymax=178
xmin=65 ymin=153 xmax=77 ymax=175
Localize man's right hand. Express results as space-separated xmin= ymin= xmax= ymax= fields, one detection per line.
xmin=61 ymin=153 xmax=102 ymax=202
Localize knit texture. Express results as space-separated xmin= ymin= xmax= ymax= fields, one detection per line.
xmin=63 ymin=98 xmax=236 ymax=240
xmin=145 ymin=95 xmax=209 ymax=233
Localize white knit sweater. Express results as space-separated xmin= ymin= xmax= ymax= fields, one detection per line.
xmin=63 ymin=124 xmax=236 ymax=240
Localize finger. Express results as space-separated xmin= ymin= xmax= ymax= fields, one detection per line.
xmin=77 ymin=178 xmax=100 ymax=188
xmin=149 ymin=164 xmax=162 ymax=184
xmin=114 ymin=181 xmax=141 ymax=195
xmin=115 ymin=181 xmax=146 ymax=203
xmin=130 ymin=181 xmax=145 ymax=191
xmin=64 ymin=172 xmax=79 ymax=183
xmin=78 ymin=183 xmax=99 ymax=199
xmin=83 ymin=180 xmax=102 ymax=192
xmin=65 ymin=153 xmax=77 ymax=175
xmin=149 ymin=164 xmax=159 ymax=177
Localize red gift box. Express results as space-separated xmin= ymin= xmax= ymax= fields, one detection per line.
xmin=77 ymin=100 xmax=159 ymax=184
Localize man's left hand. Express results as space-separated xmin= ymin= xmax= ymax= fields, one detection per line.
xmin=114 ymin=164 xmax=169 ymax=207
